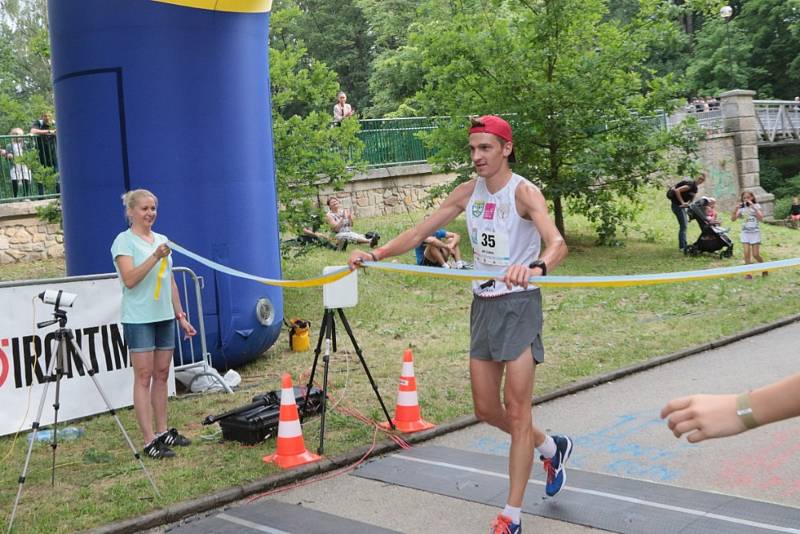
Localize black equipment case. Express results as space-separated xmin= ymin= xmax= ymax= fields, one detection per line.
xmin=204 ymin=386 xmax=324 ymax=445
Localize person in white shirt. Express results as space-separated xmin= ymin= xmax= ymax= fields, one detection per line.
xmin=347 ymin=115 xmax=570 ymax=534
xmin=332 ymin=92 xmax=354 ymax=125
xmin=3 ymin=128 xmax=32 ymax=197
xmin=731 ymin=190 xmax=765 ymax=278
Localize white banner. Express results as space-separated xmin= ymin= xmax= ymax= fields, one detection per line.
xmin=0 ymin=275 xmax=175 ymax=437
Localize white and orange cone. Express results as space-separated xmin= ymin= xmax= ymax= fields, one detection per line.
xmin=263 ymin=373 xmax=321 ymax=469
xmin=380 ymin=349 xmax=435 ymax=433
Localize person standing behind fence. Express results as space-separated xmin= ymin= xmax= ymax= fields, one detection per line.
xmin=667 ymin=171 xmax=706 ymax=251
xmin=30 ymin=112 xmax=57 ymax=195
xmin=3 ymin=128 xmax=32 ymax=197
xmin=731 ymin=190 xmax=765 ymax=279
xmin=111 ymin=189 xmax=197 ymax=459
xmin=332 ymin=91 xmax=354 ymax=125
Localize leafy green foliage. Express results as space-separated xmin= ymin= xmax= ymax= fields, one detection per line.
xmin=412 ymin=0 xmax=698 ymax=244
xmin=18 ymin=148 xmax=58 ymax=190
xmin=683 ymin=0 xmax=800 ymax=99
xmin=0 ymin=0 xmax=54 ymax=133
xmin=270 ymin=2 xmax=367 ymax=234
xmin=685 ymin=17 xmax=765 ymax=96
xmin=271 ymin=0 xmax=375 ymax=111
xmin=35 ymin=199 xmax=62 ymax=224
xmin=735 ymin=0 xmax=800 ymax=99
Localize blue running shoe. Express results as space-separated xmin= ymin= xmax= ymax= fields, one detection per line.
xmin=490 ymin=514 xmax=521 ymax=534
xmin=542 ymin=434 xmax=573 ymax=497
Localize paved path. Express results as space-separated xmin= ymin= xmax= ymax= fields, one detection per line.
xmin=166 ymin=322 xmax=800 ymax=533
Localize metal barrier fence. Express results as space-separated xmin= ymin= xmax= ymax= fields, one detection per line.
xmin=357 ymin=116 xmax=439 ymax=168
xmin=0 ymin=134 xmax=59 ymax=202
xmin=173 ymin=266 xmax=232 ymax=393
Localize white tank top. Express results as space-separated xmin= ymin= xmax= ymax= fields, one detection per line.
xmin=466 ymin=173 xmax=541 ymax=296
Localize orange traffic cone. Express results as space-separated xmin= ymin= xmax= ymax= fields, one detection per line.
xmin=263 ymin=373 xmax=321 ymax=468
xmin=380 ymin=349 xmax=435 ymax=433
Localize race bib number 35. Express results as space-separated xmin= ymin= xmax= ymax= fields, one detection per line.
xmin=475 ymin=231 xmax=510 ymax=265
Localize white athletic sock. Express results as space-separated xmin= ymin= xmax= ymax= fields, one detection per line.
xmin=537 ymin=435 xmax=557 ymax=459
xmin=502 ymin=505 xmax=521 ymax=524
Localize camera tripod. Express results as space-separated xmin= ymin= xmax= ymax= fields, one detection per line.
xmin=305 ymin=307 xmax=394 ymax=455
xmin=7 ymin=305 xmax=159 ymax=534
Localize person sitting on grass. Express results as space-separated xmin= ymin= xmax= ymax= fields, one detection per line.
xmin=415 ymin=228 xmax=469 ymax=269
xmin=325 ymin=197 xmax=378 ymax=250
xmin=297 ymin=212 xmax=337 ymax=250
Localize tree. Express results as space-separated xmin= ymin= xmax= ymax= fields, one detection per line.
xmin=413 ymin=0 xmax=700 ymax=243
xmin=735 ymin=0 xmax=800 ymax=99
xmin=270 ymin=1 xmax=366 ymax=233
xmin=353 ymin=0 xmax=425 ymax=116
xmin=271 ymin=0 xmax=374 ymax=112
xmin=685 ymin=16 xmax=764 ymax=96
xmin=0 ymin=0 xmax=54 ymax=133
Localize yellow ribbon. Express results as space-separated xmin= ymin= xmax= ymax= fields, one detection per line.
xmin=167 ymin=241 xmax=351 ymax=288
xmin=153 ymin=257 xmax=168 ymax=300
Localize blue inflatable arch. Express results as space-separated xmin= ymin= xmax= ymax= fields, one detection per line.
xmin=48 ymin=0 xmax=282 ymax=368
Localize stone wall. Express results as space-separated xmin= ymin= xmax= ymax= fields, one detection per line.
xmin=315 ymin=163 xmax=456 ymax=217
xmin=697 ymin=133 xmax=740 ymax=212
xmin=0 ymin=200 xmax=64 ymax=264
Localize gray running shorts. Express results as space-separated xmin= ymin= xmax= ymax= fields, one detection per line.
xmin=469 ymin=289 xmax=544 ymax=363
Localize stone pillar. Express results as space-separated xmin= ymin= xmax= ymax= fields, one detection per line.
xmin=720 ymin=89 xmax=774 ymax=216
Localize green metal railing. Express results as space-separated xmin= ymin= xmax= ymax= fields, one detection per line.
xmin=357 ymin=117 xmax=440 ymax=168
xmin=0 ymin=112 xmax=672 ymax=202
xmin=0 ymin=134 xmax=59 ymax=203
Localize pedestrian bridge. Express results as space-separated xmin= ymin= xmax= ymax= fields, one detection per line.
xmin=684 ymin=100 xmax=800 ymax=147
xmin=754 ymin=101 xmax=800 ymax=146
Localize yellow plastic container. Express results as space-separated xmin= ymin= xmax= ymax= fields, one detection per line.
xmin=288 ymin=318 xmax=310 ymax=352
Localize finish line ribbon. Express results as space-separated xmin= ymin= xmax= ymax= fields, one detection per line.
xmin=167 ymin=241 xmax=350 ymax=288
xmin=362 ymin=257 xmax=800 ymax=288
xmin=168 ymin=241 xmax=800 ymax=289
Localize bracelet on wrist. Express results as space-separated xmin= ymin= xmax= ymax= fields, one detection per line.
xmin=367 ymin=252 xmax=377 ymax=262
xmin=175 ymin=312 xmax=187 ymax=321
xmin=736 ymin=392 xmax=759 ymax=430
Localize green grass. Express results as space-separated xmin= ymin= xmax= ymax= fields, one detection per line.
xmin=3 ymin=188 xmax=800 ymax=532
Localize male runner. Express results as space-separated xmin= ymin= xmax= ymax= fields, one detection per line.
xmin=348 ymin=115 xmax=572 ymax=533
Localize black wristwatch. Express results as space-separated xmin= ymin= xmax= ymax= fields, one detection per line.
xmin=528 ymin=259 xmax=547 ymax=276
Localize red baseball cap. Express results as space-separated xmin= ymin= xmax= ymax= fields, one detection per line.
xmin=469 ymin=115 xmax=516 ymax=162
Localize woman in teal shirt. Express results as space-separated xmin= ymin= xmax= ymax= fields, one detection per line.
xmin=111 ymin=189 xmax=196 ymax=459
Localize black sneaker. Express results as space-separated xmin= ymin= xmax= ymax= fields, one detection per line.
xmin=365 ymin=231 xmax=380 ymax=248
xmin=159 ymin=428 xmax=192 ymax=447
xmin=144 ymin=439 xmax=175 ymax=459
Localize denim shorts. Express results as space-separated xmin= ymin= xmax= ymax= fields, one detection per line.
xmin=123 ymin=320 xmax=176 ymax=353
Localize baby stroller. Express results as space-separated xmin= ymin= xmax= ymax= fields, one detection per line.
xmin=684 ymin=197 xmax=734 ymax=258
